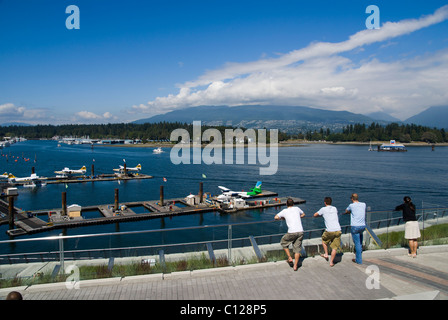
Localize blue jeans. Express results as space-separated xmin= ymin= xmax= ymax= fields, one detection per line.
xmin=351 ymin=226 xmax=365 ymax=264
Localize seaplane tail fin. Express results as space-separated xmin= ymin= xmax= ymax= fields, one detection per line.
xmin=247 ymin=181 xmax=262 ymax=195
xmin=80 ymin=166 xmax=86 ymax=171
xmin=218 ymin=186 xmax=230 ymax=192
xmin=251 ymin=181 xmax=262 ymax=192
xmin=136 ymin=164 xmax=142 ymax=170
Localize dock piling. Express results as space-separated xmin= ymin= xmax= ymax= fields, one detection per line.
xmin=199 ymin=182 xmax=203 ymax=203
xmin=62 ymin=192 xmax=67 ymax=216
xmin=114 ymin=188 xmax=119 ymax=211
xmin=8 ymin=196 xmax=14 ymax=230
xmin=160 ymin=185 xmax=164 ymax=206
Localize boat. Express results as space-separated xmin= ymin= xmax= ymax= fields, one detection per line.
xmin=378 ymin=140 xmax=407 ymax=152
xmin=153 ymin=147 xmax=163 ymax=154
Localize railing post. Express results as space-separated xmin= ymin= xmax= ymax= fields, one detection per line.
xmin=366 ymin=206 xmax=371 ymax=247
xmin=228 ymin=225 xmax=232 ymax=264
xmin=59 ymin=233 xmax=64 ymax=274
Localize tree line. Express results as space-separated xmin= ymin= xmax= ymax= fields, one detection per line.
xmin=298 ymin=122 xmax=447 ymax=143
xmin=1 ymin=122 xmax=446 ymax=143
xmin=0 ymin=122 xmax=282 ymax=143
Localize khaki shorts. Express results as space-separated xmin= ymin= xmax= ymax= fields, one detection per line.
xmin=280 ymin=232 xmax=304 ymax=254
xmin=322 ymin=231 xmax=342 ymax=251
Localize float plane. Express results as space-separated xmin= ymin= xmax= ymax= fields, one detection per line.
xmin=54 ymin=166 xmax=87 ymax=178
xmin=216 ymin=181 xmax=262 ymax=202
xmin=113 ymin=164 xmax=142 ymax=174
xmin=7 ymin=173 xmax=47 ymax=187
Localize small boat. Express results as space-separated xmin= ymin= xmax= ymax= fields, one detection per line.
xmin=153 ymin=147 xmax=163 ymax=154
xmin=378 ymin=140 xmax=407 ymax=152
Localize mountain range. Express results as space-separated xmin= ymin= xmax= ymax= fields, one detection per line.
xmin=133 ymin=105 xmax=448 ymax=132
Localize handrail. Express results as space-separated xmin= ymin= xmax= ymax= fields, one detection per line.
xmin=0 ymin=207 xmax=446 ymax=265
xmin=1 ymin=206 xmax=446 ymax=245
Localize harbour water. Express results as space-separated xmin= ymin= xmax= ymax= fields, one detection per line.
xmin=1 ymin=140 xmax=447 ymax=255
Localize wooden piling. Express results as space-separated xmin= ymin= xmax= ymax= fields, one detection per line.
xmin=62 ymin=192 xmax=67 ymax=216
xmin=8 ymin=196 xmax=14 ymax=230
xmin=114 ymin=188 xmax=119 ymax=211
xmin=160 ymin=185 xmax=164 ymax=206
xmin=199 ymin=182 xmax=203 ymax=203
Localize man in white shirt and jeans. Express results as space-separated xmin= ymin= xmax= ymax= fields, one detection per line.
xmin=314 ymin=197 xmax=342 ymax=267
xmin=275 ymin=198 xmax=306 ymax=271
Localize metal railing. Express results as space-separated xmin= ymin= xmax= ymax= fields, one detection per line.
xmin=0 ymin=206 xmax=446 ymax=268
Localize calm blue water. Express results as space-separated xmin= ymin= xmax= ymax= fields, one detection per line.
xmin=1 ymin=140 xmax=447 ymax=254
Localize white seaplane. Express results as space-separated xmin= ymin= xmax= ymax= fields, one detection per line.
xmin=7 ymin=173 xmax=47 ymax=187
xmin=113 ymin=163 xmax=142 ymax=174
xmin=54 ymin=166 xmax=87 ymax=178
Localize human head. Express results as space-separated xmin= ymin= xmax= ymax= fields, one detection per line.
xmin=351 ymin=193 xmax=359 ymax=201
xmin=6 ymin=291 xmax=22 ymax=300
xmin=403 ymin=196 xmax=412 ymax=203
xmin=324 ymin=197 xmax=332 ymax=205
xmin=286 ymin=198 xmax=294 ymax=207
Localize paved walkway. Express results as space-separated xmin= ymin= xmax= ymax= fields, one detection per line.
xmin=1 ymin=245 xmax=447 ymax=301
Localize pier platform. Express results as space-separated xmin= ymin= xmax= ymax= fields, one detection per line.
xmin=7 ymin=173 xmax=153 ymax=187
xmin=0 ymin=192 xmax=305 ymax=237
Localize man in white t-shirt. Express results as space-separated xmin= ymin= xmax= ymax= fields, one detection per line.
xmin=275 ymin=198 xmax=305 ymax=271
xmin=314 ymin=197 xmax=341 ymax=267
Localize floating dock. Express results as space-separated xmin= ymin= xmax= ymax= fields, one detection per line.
xmin=8 ymin=173 xmax=153 ymax=187
xmin=0 ymin=189 xmax=305 ymax=237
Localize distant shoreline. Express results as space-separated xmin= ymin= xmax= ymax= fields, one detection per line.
xmin=95 ymin=140 xmax=448 ymax=148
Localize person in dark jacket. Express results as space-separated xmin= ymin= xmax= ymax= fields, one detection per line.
xmin=395 ymin=196 xmax=420 ymax=257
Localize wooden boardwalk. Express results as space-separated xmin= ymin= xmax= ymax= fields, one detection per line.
xmin=1 ymin=192 xmax=306 ymax=237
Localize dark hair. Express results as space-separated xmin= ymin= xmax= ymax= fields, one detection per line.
xmin=324 ymin=197 xmax=332 ymax=205
xmin=403 ymin=196 xmax=416 ymax=211
xmin=286 ymin=198 xmax=294 ymax=207
xmin=6 ymin=291 xmax=22 ymax=300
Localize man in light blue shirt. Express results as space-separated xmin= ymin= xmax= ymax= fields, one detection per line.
xmin=344 ymin=193 xmax=366 ymax=264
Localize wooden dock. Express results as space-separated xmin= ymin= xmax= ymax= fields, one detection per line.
xmin=1 ymin=191 xmax=306 ymax=237
xmin=8 ymin=173 xmax=153 ymax=186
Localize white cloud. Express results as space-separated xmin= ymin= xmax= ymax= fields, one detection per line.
xmin=76 ymin=111 xmax=102 ymax=120
xmin=0 ymin=103 xmax=50 ymax=123
xmin=0 ymin=103 xmax=26 ymax=117
xmin=75 ymin=110 xmax=118 ymax=122
xmin=134 ymin=5 xmax=448 ymax=120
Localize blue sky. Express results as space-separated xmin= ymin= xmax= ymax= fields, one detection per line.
xmin=1 ymin=0 xmax=447 ymax=124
